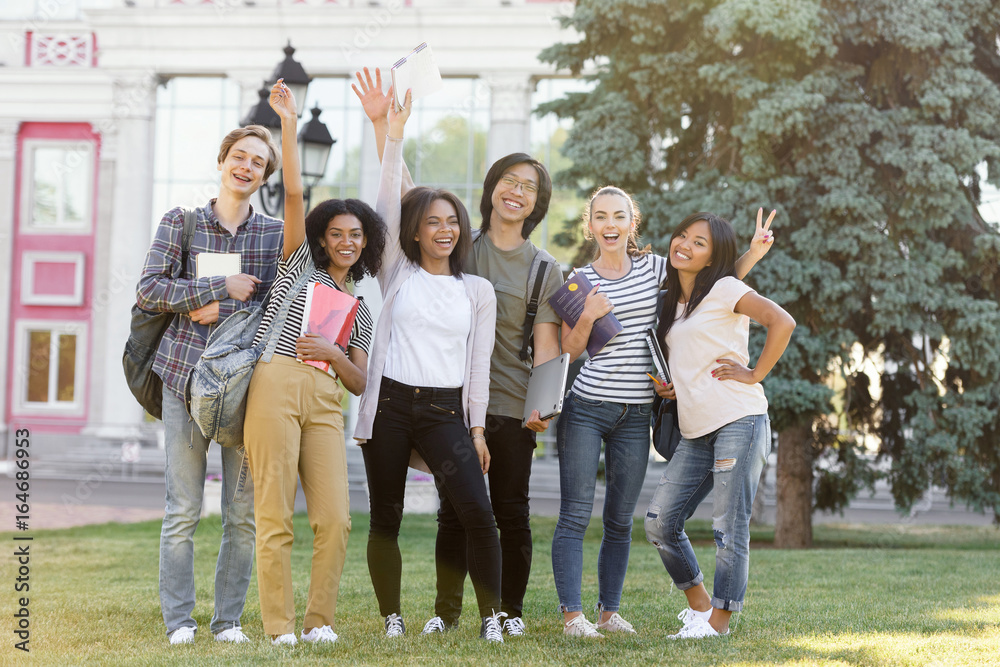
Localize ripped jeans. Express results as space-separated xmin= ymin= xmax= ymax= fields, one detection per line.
xmin=644 ymin=414 xmax=770 ymax=613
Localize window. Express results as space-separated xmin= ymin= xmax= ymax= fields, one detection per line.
xmin=302 ymin=77 xmax=489 ymax=216
xmin=14 ymin=321 xmax=87 ymax=415
xmin=20 ymin=140 xmax=95 ymax=233
xmin=152 ymin=77 xmax=242 ymax=226
xmin=404 ymin=77 xmax=490 ymax=213
xmin=299 ymin=77 xmax=367 ymax=202
xmin=530 ymin=78 xmax=595 ymax=265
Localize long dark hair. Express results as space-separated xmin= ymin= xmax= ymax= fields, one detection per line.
xmin=305 ymin=198 xmax=386 ymax=284
xmin=656 ymin=212 xmax=739 ymax=347
xmin=400 ymin=187 xmax=472 ymax=276
xmin=479 ymin=153 xmax=552 ymax=239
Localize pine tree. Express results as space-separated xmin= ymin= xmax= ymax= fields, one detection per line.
xmin=540 ymin=0 xmax=1000 ymax=545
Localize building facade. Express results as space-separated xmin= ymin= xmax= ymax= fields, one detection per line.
xmin=0 ymin=0 xmax=586 ymax=450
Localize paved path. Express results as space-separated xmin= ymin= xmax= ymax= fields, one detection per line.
xmin=0 ymin=501 xmax=163 ymax=531
xmin=2 ymin=469 xmax=993 ymax=531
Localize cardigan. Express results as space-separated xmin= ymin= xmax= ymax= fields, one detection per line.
xmin=353 ymin=136 xmax=497 ymax=442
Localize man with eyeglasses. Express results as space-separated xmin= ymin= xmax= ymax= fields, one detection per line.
xmin=353 ymin=68 xmax=564 ymax=637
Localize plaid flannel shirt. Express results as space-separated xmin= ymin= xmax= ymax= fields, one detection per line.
xmin=137 ymin=200 xmax=284 ymax=400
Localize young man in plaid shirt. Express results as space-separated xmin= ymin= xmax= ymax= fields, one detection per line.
xmin=137 ymin=125 xmax=284 ymax=645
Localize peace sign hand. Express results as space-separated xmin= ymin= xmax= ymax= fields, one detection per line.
xmin=748 ymin=207 xmax=776 ymax=261
xmin=351 ymin=67 xmax=393 ymax=123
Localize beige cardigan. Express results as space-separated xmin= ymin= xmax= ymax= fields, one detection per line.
xmin=353 ymin=136 xmax=497 ymax=443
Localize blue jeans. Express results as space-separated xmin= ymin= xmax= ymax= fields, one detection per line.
xmin=644 ymin=414 xmax=771 ymax=613
xmin=159 ymin=387 xmax=255 ymax=635
xmin=551 ymin=391 xmax=652 ymax=614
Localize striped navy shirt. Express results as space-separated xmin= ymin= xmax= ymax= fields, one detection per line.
xmin=569 ymin=253 xmax=668 ymax=404
xmin=253 ymin=242 xmax=373 ymax=373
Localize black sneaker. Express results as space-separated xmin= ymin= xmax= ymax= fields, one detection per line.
xmin=479 ymin=612 xmax=505 ymax=643
xmin=385 ymin=613 xmax=405 ymax=637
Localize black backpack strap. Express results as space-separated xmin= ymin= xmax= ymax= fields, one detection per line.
xmin=656 ymin=288 xmax=669 ymax=320
xmin=179 ymin=207 xmax=197 ymax=277
xmin=519 ymin=248 xmax=556 ymax=362
xmin=466 ymin=228 xmax=483 ymax=277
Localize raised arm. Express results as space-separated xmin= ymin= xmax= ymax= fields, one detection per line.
xmin=373 ymin=89 xmax=412 ymax=287
xmin=352 ymin=67 xmax=416 ymax=194
xmin=734 ymin=208 xmax=776 ymax=279
xmin=269 ymin=79 xmax=304 ymax=261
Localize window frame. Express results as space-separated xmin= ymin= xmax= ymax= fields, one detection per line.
xmin=19 ymin=138 xmax=96 ymax=235
xmin=19 ymin=251 xmax=86 ymax=306
xmin=12 ymin=319 xmax=88 ymax=416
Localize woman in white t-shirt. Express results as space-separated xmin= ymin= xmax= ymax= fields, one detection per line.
xmin=552 ymin=188 xmax=774 ymax=638
xmin=352 ymin=91 xmax=506 ymax=643
xmin=644 ymin=211 xmax=795 ymax=640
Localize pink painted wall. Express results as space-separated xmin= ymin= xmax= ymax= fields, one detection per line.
xmin=7 ymin=122 xmax=100 ymax=433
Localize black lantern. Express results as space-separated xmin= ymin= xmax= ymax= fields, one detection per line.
xmin=241 ymin=85 xmax=283 ymax=169
xmin=299 ymin=104 xmax=336 ymax=189
xmin=241 ymin=44 xmax=334 ymax=217
xmin=271 ymin=41 xmax=311 ymax=118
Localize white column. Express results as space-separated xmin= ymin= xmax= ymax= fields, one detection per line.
xmin=86 ymin=74 xmax=159 ymax=439
xmin=486 ymin=73 xmax=534 ymax=166
xmin=0 ymin=120 xmax=19 ymax=442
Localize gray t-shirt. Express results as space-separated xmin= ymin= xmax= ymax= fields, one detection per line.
xmin=468 ymin=232 xmax=564 ymax=419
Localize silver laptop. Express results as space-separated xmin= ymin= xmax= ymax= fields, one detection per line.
xmin=522 ymin=353 xmax=571 ymax=427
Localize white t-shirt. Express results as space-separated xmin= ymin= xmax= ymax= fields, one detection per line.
xmin=384 ymin=267 xmax=471 ymax=388
xmin=665 ymin=276 xmax=768 ymax=439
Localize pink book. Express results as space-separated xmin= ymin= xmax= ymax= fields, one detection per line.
xmin=299 ymin=282 xmax=359 ymax=372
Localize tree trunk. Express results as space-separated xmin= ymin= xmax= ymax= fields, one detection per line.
xmin=774 ymin=422 xmax=813 ymax=548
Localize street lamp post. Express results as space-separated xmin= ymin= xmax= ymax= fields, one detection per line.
xmin=241 ymin=43 xmax=335 ymax=218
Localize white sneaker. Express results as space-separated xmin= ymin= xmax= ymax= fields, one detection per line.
xmin=596 ymin=612 xmax=636 ymax=634
xmin=479 ymin=612 xmax=505 ymax=643
xmin=301 ymin=625 xmax=338 ymax=644
xmin=502 ymin=616 xmax=526 ymax=636
xmin=214 ymin=627 xmax=249 ymax=643
xmin=563 ymin=614 xmax=604 ymax=638
xmin=168 ymin=627 xmax=196 ymax=645
xmin=271 ymin=633 xmax=297 ymax=646
xmin=421 ymin=616 xmax=447 ymax=634
xmin=668 ymin=616 xmax=727 ymax=639
xmin=385 ymin=613 xmax=406 ymax=637
xmin=677 ymin=606 xmax=712 ymax=629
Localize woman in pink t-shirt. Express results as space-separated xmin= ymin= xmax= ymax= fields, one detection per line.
xmin=644 ymin=211 xmax=795 ymax=640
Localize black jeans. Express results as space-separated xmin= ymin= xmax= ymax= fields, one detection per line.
xmin=435 ymin=414 xmax=535 ymax=624
xmin=362 ymin=378 xmax=501 ymax=620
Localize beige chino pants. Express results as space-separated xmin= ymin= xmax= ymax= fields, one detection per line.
xmin=244 ymin=355 xmax=351 ymax=636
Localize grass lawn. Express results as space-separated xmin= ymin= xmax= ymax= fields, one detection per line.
xmin=2 ymin=513 xmax=998 ymax=666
